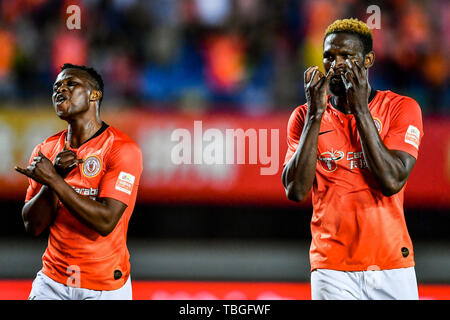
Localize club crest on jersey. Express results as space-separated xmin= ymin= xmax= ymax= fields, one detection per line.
xmin=318 ymin=150 xmax=344 ymax=172
xmin=373 ymin=117 xmax=382 ymax=133
xmin=82 ymin=155 xmax=101 ymax=177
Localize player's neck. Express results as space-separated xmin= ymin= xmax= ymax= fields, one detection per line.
xmin=66 ymin=115 xmax=103 ymax=148
xmin=332 ymin=95 xmax=352 ymax=114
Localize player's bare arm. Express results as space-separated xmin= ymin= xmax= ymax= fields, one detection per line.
xmin=282 ymin=66 xmax=334 ymax=202
xmin=19 ymin=186 xmax=58 ymax=236
xmin=342 ymin=58 xmax=416 ymax=196
xmin=16 ymin=152 xmax=127 ymax=237
xmin=17 ymin=143 xmax=82 ymax=236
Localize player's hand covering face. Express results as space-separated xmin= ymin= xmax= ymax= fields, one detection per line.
xmin=340 ymin=58 xmax=370 ymax=113
xmin=304 ymin=66 xmax=334 ymax=117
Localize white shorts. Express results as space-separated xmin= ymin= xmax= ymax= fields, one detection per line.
xmin=28 ymin=271 xmax=132 ymax=300
xmin=311 ymin=267 xmax=419 ymax=300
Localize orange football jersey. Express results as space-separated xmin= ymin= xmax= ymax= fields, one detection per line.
xmin=25 ymin=123 xmax=143 ymax=290
xmin=284 ymin=90 xmax=424 ymax=272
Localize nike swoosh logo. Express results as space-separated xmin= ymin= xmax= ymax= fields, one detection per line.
xmin=319 ymin=129 xmax=334 ymax=135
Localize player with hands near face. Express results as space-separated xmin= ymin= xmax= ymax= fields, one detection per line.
xmin=282 ymin=19 xmax=423 ymax=300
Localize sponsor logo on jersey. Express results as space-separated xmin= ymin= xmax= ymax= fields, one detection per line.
xmin=404 ymin=125 xmax=420 ymax=149
xmin=72 ymin=186 xmax=98 ymax=200
xmin=115 ymin=171 xmax=135 ymax=195
xmin=82 ymin=155 xmax=102 ymax=177
xmin=347 ymin=151 xmax=368 ymax=169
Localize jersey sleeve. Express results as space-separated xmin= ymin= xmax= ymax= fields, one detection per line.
xmin=383 ymin=96 xmax=424 ymax=159
xmin=98 ymin=141 xmax=143 ymax=206
xmin=25 ymin=144 xmax=44 ymax=202
xmin=283 ymin=105 xmax=307 ymax=166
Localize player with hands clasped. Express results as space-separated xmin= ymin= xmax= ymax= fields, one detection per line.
xmin=16 ymin=141 xmax=81 ymax=185
xmin=15 ymin=63 xmax=143 ymax=300
xmin=282 ymin=19 xmax=423 ymax=300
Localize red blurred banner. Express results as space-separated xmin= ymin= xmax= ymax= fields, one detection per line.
xmin=3 ymin=110 xmax=449 ymax=208
xmin=1 ymin=280 xmax=449 ymax=300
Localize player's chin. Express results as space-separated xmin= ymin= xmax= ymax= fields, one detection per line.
xmin=329 ymin=81 xmax=346 ymax=96
xmin=54 ymin=105 xmax=72 ymax=120
xmin=54 ymin=101 xmax=79 ymax=120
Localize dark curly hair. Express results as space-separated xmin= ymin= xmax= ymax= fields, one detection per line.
xmin=61 ymin=63 xmax=104 ymax=105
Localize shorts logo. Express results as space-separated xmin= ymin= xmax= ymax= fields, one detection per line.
xmin=115 ymin=171 xmax=135 ymax=195
xmin=82 ymin=155 xmax=102 ymax=177
xmin=405 ymin=125 xmax=420 ymax=149
xmin=318 ymin=150 xmax=344 ymax=172
xmin=373 ymin=117 xmax=382 ymax=133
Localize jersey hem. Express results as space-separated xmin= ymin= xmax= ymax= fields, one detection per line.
xmin=41 ymin=268 xmax=130 ymax=291
xmin=310 ymin=261 xmax=415 ymax=273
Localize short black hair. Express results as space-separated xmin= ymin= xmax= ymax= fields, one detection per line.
xmin=61 ymin=63 xmax=104 ymax=105
xmin=324 ymin=18 xmax=373 ymax=55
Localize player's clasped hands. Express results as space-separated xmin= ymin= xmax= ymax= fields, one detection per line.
xmin=54 ymin=141 xmax=83 ymax=178
xmin=15 ymin=141 xmax=83 ymax=185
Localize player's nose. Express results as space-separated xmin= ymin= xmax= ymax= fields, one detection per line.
xmin=57 ymin=85 xmax=69 ymax=93
xmin=334 ymin=56 xmax=347 ymax=69
xmin=57 ymin=85 xmax=69 ymax=94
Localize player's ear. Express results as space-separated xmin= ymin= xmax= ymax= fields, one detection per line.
xmin=90 ymin=90 xmax=102 ymax=102
xmin=364 ymin=51 xmax=375 ymax=69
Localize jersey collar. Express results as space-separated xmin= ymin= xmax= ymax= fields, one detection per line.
xmin=65 ymin=121 xmax=110 ymax=148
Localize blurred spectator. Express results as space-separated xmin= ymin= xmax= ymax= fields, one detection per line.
xmin=0 ymin=28 xmax=16 ymax=98
xmin=0 ymin=28 xmax=15 ymax=78
xmin=0 ymin=0 xmax=447 ymax=114
xmin=195 ymin=0 xmax=231 ymax=26
xmin=51 ymin=31 xmax=88 ymax=76
xmin=204 ymin=33 xmax=246 ymax=95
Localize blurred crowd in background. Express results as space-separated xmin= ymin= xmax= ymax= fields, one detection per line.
xmin=0 ymin=0 xmax=448 ymax=114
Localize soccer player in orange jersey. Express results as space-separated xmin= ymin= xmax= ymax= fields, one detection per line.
xmin=282 ymin=19 xmax=423 ymax=300
xmin=15 ymin=64 xmax=143 ymax=300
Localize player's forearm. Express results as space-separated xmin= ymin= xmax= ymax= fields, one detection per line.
xmin=283 ymin=114 xmax=322 ymax=202
xmin=354 ymin=111 xmax=409 ymax=195
xmin=49 ymin=177 xmax=116 ymax=236
xmin=22 ymin=185 xmax=59 ymax=236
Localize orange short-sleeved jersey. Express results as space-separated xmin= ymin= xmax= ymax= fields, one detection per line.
xmin=25 ymin=124 xmax=143 ymax=291
xmin=284 ymin=90 xmax=424 ymax=272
